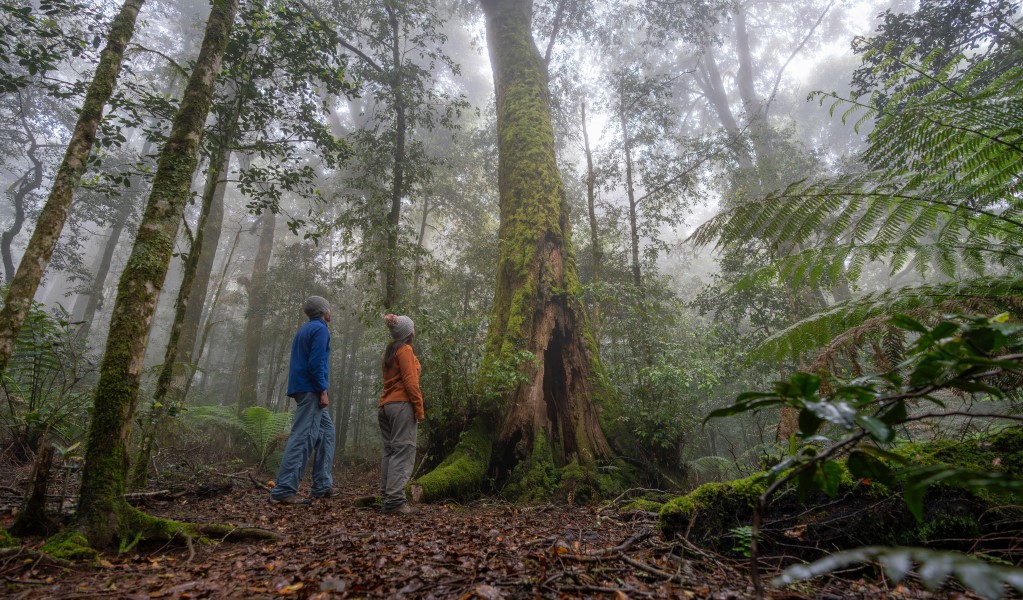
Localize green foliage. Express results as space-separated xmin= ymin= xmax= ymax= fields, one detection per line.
xmin=239 ymin=407 xmax=291 ymax=468
xmin=0 ymin=0 xmax=103 ymax=94
xmin=729 ymin=525 xmax=755 ymax=558
xmin=0 ymin=299 xmax=93 ymax=456
xmin=0 ymin=526 xmax=18 ymax=548
xmin=775 ymin=547 xmax=1023 ymax=600
xmin=182 ymin=404 xmax=291 ymax=468
xmin=708 ymin=313 xmax=1023 ymax=593
xmin=708 ymin=313 xmax=1023 ymax=520
xmin=691 ymin=51 xmax=1023 ymax=363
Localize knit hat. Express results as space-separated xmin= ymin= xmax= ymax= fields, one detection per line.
xmin=384 ymin=314 xmax=414 ymax=340
xmin=303 ymin=296 xmax=330 ymax=319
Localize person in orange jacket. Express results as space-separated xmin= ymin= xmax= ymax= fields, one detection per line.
xmin=378 ymin=313 xmax=424 ymax=514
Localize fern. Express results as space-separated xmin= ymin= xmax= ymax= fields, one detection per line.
xmin=691 ymin=52 xmax=1023 ymax=361
xmin=240 ymin=406 xmax=291 ymax=467
xmin=748 ymin=277 xmax=1023 ymax=362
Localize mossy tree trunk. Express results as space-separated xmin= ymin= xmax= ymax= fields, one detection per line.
xmin=419 ymin=0 xmax=612 ymax=501
xmin=76 ymin=0 xmax=240 ymax=549
xmin=0 ymin=0 xmax=145 ymax=375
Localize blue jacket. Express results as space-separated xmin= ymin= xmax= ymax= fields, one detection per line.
xmin=287 ymin=318 xmax=330 ymax=396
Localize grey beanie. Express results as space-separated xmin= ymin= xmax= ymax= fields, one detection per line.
xmin=303 ymin=295 xmax=330 ymax=319
xmin=384 ymin=313 xmax=414 ymax=340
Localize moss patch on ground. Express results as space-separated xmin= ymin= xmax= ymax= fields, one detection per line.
xmin=659 ymin=427 xmax=1023 ymax=559
xmin=0 ymin=527 xmax=19 ymax=549
xmin=40 ymin=531 xmax=97 ymax=561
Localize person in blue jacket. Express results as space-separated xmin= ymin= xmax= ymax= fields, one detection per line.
xmin=269 ymin=296 xmax=337 ymax=504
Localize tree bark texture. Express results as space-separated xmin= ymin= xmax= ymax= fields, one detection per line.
xmin=0 ymin=0 xmax=145 ymax=375
xmin=580 ymin=101 xmax=601 ymax=343
xmin=383 ymin=4 xmax=407 ymax=311
xmin=11 ymin=440 xmax=55 ymax=536
xmin=236 ymin=209 xmax=275 ymax=413
xmin=76 ymin=0 xmax=239 ymax=549
xmin=617 ymin=88 xmax=642 ymax=289
xmin=419 ymin=0 xmax=612 ymax=501
xmin=131 ymin=98 xmax=241 ymax=487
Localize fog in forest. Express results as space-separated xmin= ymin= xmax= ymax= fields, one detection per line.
xmin=2 ymin=2 xmax=1022 ymax=592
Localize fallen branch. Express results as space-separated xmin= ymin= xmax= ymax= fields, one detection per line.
xmin=248 ymin=470 xmax=271 ymax=492
xmin=583 ymin=528 xmax=653 ymax=557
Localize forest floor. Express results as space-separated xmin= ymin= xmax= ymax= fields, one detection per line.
xmin=0 ymin=470 xmax=981 ymax=599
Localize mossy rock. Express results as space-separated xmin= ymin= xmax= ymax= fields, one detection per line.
xmin=0 ymin=527 xmax=20 ymax=549
xmin=660 ymin=427 xmax=1023 ymax=558
xmin=40 ymin=531 xmax=97 ymax=561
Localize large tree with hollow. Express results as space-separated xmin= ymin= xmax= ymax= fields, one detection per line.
xmin=417 ymin=0 xmax=616 ymax=501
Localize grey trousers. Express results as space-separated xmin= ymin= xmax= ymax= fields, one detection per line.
xmin=378 ymin=401 xmax=417 ymax=509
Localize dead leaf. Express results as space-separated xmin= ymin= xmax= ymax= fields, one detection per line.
xmin=474 ymin=583 xmax=504 ymax=599
xmin=278 ymin=581 xmax=304 ymax=594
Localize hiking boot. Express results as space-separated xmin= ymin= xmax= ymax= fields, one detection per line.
xmin=269 ymin=494 xmax=311 ymax=505
xmin=382 ymin=503 xmax=414 ymax=515
xmin=312 ymin=488 xmax=341 ymax=500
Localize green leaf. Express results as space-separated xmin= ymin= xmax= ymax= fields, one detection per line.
xmin=878 ymin=400 xmax=907 ymax=426
xmin=856 ymin=415 xmax=893 ymax=442
xmin=798 ymin=409 xmax=822 ymax=437
xmin=846 ymin=449 xmax=895 ymax=486
xmin=814 ymin=460 xmax=844 ymax=498
xmin=891 ymin=315 xmax=928 ymax=333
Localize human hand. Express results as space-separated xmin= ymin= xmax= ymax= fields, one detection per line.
xmin=319 ymin=390 xmax=329 ymax=408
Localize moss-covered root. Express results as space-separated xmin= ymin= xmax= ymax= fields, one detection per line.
xmin=416 ymin=423 xmax=493 ymax=502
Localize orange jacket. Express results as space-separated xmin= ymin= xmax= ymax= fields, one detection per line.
xmin=379 ymin=344 xmax=424 ymax=420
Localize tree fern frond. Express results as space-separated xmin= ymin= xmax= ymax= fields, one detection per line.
xmin=749 ymin=277 xmax=1023 ymax=363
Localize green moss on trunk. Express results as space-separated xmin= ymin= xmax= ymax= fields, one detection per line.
xmin=0 ymin=0 xmax=145 ymax=375
xmin=76 ymin=0 xmax=241 ymax=549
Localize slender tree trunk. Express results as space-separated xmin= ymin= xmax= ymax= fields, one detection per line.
xmin=75 ymin=138 xmax=154 ymax=341
xmin=732 ymin=3 xmax=760 ymax=119
xmin=411 ymin=196 xmax=430 ymax=305
xmin=581 ymin=101 xmax=601 ymax=342
xmin=617 ymin=90 xmax=642 ymax=289
xmin=236 ymin=209 xmax=275 ymax=413
xmin=0 ymin=0 xmax=145 ymax=375
xmin=76 ymin=0 xmax=239 ymax=549
xmin=188 ymin=226 xmax=241 ymax=398
xmin=11 ymin=439 xmax=55 ymax=535
xmin=419 ymin=0 xmax=612 ymax=501
xmin=383 ymin=5 xmax=407 ymax=311
xmin=130 ymin=95 xmax=242 ymax=488
xmin=336 ymin=323 xmax=363 ymax=453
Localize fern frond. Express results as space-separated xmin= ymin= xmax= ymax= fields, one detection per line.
xmin=750 ymin=277 xmax=1023 ymax=363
